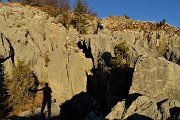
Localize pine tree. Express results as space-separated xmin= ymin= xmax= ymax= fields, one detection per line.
xmin=2 ymin=60 xmax=37 ymax=108
xmin=59 ymin=0 xmax=70 ymax=29
xmin=73 ymin=0 xmax=88 ymax=34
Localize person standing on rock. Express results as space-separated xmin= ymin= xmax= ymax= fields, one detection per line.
xmin=37 ymin=83 xmax=52 ymax=119
xmin=95 ymin=22 xmax=103 ymax=34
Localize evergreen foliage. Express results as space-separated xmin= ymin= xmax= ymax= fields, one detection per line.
xmin=111 ymin=42 xmax=130 ymax=69
xmin=59 ymin=0 xmax=70 ymax=29
xmin=73 ymin=0 xmax=88 ymax=34
xmin=2 ymin=60 xmax=37 ymax=108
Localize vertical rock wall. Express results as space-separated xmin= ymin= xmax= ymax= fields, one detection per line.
xmin=0 ymin=3 xmax=93 ymax=104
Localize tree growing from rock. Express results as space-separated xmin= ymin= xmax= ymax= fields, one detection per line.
xmin=111 ymin=42 xmax=130 ymax=70
xmin=73 ymin=0 xmax=89 ymax=34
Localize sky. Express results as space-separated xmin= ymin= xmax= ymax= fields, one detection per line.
xmin=73 ymin=0 xmax=180 ymax=27
xmin=2 ymin=0 xmax=180 ymax=27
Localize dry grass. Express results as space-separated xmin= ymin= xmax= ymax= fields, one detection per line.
xmin=8 ymin=92 xmax=43 ymax=117
xmin=86 ymin=14 xmax=97 ymax=21
xmin=37 ymin=5 xmax=60 ymax=17
xmin=8 ymin=82 xmax=47 ymax=117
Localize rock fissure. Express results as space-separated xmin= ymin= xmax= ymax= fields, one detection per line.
xmin=29 ymin=34 xmax=41 ymax=50
xmin=66 ymin=52 xmax=74 ymax=95
xmin=140 ymin=102 xmax=153 ymax=112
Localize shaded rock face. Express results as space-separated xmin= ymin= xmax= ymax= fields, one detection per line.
xmin=77 ymin=38 xmax=134 ymax=114
xmin=164 ymin=47 xmax=180 ymax=65
xmin=59 ymin=92 xmax=93 ymax=120
xmin=80 ymin=25 xmax=180 ymax=119
xmin=79 ymin=29 xmax=180 ymax=115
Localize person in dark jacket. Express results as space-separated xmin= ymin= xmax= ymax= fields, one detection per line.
xmin=95 ymin=22 xmax=104 ymax=34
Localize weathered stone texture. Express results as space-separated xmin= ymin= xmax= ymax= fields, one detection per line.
xmin=0 ymin=3 xmax=92 ymax=105
xmin=130 ymin=56 xmax=180 ymax=101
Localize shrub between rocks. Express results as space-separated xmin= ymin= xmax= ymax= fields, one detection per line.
xmin=2 ymin=60 xmax=37 ymax=109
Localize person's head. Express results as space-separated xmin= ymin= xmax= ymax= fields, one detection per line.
xmin=45 ymin=83 xmax=48 ymax=87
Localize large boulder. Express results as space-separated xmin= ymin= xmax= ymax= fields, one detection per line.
xmin=106 ymin=94 xmax=180 ymax=120
xmin=130 ymin=56 xmax=180 ymax=101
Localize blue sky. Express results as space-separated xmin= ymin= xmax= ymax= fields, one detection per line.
xmin=79 ymin=0 xmax=180 ymax=27
xmin=2 ymin=0 xmax=180 ymax=27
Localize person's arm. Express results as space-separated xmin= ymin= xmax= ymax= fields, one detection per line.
xmin=36 ymin=88 xmax=44 ymax=91
xmin=28 ymin=87 xmax=43 ymax=92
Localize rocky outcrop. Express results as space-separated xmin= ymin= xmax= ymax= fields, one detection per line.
xmin=82 ymin=27 xmax=180 ymax=68
xmin=130 ymin=56 xmax=180 ymax=101
xmin=0 ymin=2 xmax=180 ymax=119
xmin=105 ymin=55 xmax=180 ymax=119
xmin=106 ymin=94 xmax=180 ymax=120
xmin=165 ymin=47 xmax=180 ymax=65
xmin=0 ymin=3 xmax=93 ymax=105
xmin=102 ymin=16 xmax=179 ymax=34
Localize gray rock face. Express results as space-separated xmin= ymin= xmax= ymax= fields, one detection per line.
xmin=130 ymin=56 xmax=180 ymax=101
xmin=82 ymin=29 xmax=180 ymax=69
xmin=165 ymin=47 xmax=180 ymax=65
xmin=80 ymin=29 xmax=180 ymax=112
xmin=80 ymin=30 xmax=180 ymax=119
xmin=0 ymin=3 xmax=93 ymax=105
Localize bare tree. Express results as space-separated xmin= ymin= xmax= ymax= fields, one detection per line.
xmin=59 ymin=0 xmax=70 ymax=9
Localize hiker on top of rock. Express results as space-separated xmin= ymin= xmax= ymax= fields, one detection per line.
xmin=37 ymin=83 xmax=52 ymax=118
xmin=95 ymin=22 xmax=104 ymax=34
